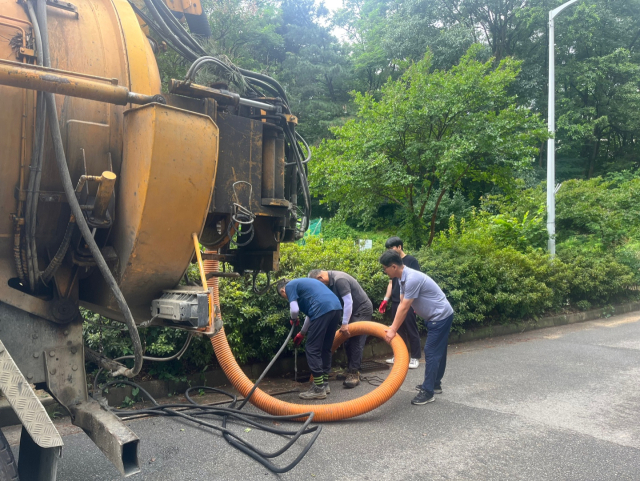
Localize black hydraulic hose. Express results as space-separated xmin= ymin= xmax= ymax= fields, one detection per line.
xmin=140 ymin=0 xmax=198 ymax=59
xmin=296 ymin=132 xmax=311 ymax=164
xmin=129 ymin=2 xmax=199 ymax=63
xmin=245 ymin=78 xmax=282 ymax=101
xmin=45 ymin=92 xmax=143 ymax=377
xmin=92 ymin=333 xmax=193 ymax=396
xmin=25 ymin=0 xmax=47 ymax=292
xmin=282 ymin=121 xmax=311 ymax=234
xmin=35 ymin=0 xmax=50 ymax=66
xmin=237 ymin=323 xmax=295 ymax=409
xmin=103 ymin=380 xmax=322 ymax=473
xmin=237 ymin=68 xmax=289 ymax=105
xmin=186 ymin=57 xmax=241 ymax=85
xmin=284 ymin=131 xmax=311 ymax=166
xmin=41 ymin=216 xmax=75 ymax=283
xmin=222 ymin=425 xmax=321 ymax=474
xmin=149 ymin=0 xmax=205 ymax=55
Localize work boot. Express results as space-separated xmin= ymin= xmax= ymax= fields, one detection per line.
xmin=343 ymin=371 xmax=360 ymax=389
xmin=299 ymin=384 xmax=327 ymax=400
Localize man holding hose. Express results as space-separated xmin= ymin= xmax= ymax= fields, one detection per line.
xmin=308 ymin=269 xmax=374 ymax=389
xmin=277 ymin=278 xmax=342 ymax=400
xmin=379 ymin=249 xmax=454 ymax=406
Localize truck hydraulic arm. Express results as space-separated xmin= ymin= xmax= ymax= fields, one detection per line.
xmin=0 ymin=58 xmax=164 ymax=105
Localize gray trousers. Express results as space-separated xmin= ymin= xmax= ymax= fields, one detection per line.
xmin=345 ymin=314 xmax=371 ymax=372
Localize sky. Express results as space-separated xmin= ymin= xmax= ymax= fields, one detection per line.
xmin=323 ymin=0 xmax=344 ymax=11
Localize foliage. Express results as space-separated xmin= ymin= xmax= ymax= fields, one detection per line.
xmin=416 ymin=211 xmax=637 ymax=334
xmin=312 ymin=46 xmax=547 ymax=247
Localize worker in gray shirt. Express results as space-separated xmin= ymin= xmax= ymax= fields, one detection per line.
xmin=308 ymin=269 xmax=373 ymax=389
xmin=380 ymin=249 xmax=454 ymax=406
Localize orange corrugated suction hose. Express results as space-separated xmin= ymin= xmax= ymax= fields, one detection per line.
xmin=204 ymin=251 xmax=409 ymax=422
xmin=211 ymin=323 xmax=409 ymax=422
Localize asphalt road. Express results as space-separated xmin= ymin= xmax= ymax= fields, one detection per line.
xmin=10 ymin=311 xmax=640 ymax=480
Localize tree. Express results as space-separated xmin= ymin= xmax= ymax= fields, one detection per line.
xmin=277 ymin=0 xmax=355 ymax=143
xmin=311 ymin=46 xmax=547 ymax=247
xmin=332 ymin=0 xmax=399 ymax=93
xmin=202 ymin=0 xmax=284 ymax=71
xmin=555 ymin=2 xmax=640 ymax=178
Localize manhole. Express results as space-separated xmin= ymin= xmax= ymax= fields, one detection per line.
xmin=359 ymin=360 xmax=390 ymax=373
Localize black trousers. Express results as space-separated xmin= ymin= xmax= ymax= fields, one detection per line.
xmin=344 ymin=316 xmax=369 ymax=373
xmin=305 ymin=309 xmax=342 ymax=377
xmin=391 ymin=302 xmax=422 ymax=359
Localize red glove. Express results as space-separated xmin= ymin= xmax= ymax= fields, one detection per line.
xmin=290 ymin=319 xmax=299 ymax=326
xmin=378 ymin=300 xmax=388 ymax=314
xmin=293 ymin=333 xmax=304 ymax=346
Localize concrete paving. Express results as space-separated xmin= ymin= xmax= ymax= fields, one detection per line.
xmin=8 ymin=311 xmax=640 ymax=480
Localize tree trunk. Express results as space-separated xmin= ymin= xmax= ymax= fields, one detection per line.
xmin=427 ymin=188 xmax=448 ymax=247
xmin=587 ymin=138 xmax=601 ymax=179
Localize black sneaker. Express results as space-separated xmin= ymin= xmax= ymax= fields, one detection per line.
xmin=415 ymin=384 xmax=443 ymax=394
xmin=299 ymin=384 xmax=327 ymax=400
xmin=411 ymin=390 xmax=435 ymax=405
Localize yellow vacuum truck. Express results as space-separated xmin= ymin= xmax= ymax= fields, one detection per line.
xmin=0 ymin=0 xmax=311 ymax=477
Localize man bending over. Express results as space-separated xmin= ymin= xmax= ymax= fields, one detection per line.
xmin=277 ymin=277 xmax=342 ymax=400
xmin=308 ymin=269 xmax=373 ymax=388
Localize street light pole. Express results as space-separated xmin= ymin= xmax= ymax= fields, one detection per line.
xmin=547 ymin=0 xmax=580 ymax=257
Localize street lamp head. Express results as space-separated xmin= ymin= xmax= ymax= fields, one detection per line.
xmin=550 ymin=0 xmax=580 ymax=20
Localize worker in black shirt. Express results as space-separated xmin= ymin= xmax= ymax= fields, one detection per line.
xmin=378 ymin=236 xmax=422 ymax=368
xmin=308 ymin=269 xmax=374 ymax=389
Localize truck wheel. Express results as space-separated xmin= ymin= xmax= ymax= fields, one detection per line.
xmin=0 ymin=429 xmax=18 ymax=481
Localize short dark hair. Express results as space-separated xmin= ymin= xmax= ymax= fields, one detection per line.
xmin=379 ymin=249 xmax=403 ymax=267
xmin=307 ymin=269 xmax=323 ymax=279
xmin=276 ymin=278 xmax=289 ymax=293
xmin=385 ymin=236 xmax=403 ymax=250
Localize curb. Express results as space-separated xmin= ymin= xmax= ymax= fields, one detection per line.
xmin=2 ymin=301 xmax=639 ymax=426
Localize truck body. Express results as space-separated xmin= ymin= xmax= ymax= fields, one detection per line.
xmin=0 ymin=0 xmax=308 ymax=477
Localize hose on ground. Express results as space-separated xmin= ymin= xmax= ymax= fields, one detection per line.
xmin=101 ymin=346 xmax=322 ymax=472
xmin=212 ymin=322 xmax=408 ymax=422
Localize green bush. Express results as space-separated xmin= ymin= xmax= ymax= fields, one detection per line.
xmin=416 ymin=223 xmax=566 ymax=333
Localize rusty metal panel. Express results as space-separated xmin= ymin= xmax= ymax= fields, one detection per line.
xmin=211 ymin=112 xmax=262 ymax=215
xmin=83 ymin=104 xmax=219 ymax=320
xmin=262 ymin=131 xmax=276 ymax=200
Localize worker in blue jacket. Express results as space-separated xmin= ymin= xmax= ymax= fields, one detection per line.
xmin=277 ymin=277 xmax=343 ymax=400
